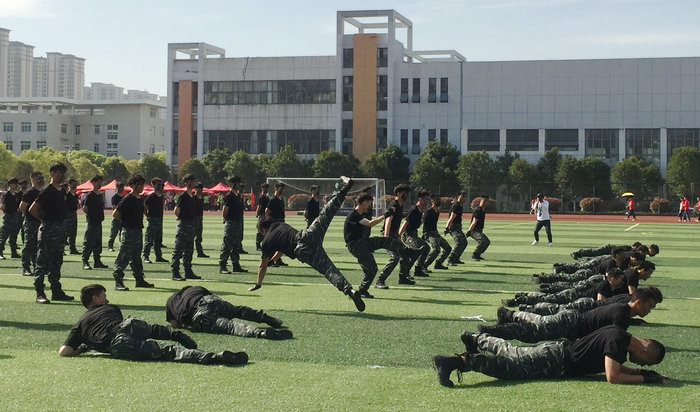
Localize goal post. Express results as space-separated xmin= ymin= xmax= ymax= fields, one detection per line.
xmin=266 ymin=177 xmax=387 ymax=217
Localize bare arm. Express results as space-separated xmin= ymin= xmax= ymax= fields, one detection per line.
xmin=29 ymin=201 xmax=41 ymax=221
xmin=605 ymin=357 xmax=645 ymax=384
xmin=222 ymin=205 xmax=228 ymax=220
xmin=265 ymin=208 xmax=271 ymax=217
xmin=169 ymin=319 xmax=182 ymax=329
xmin=112 ymin=208 xmax=121 ymax=220
xmin=628 ymin=285 xmax=637 ymax=295
xmin=59 ymin=344 xmax=88 ymax=357
xmin=398 ymin=219 xmax=409 ymax=237
xmin=174 ymin=206 xmax=181 ymax=218
xmin=249 ymin=256 xmax=271 ymax=290
xmin=143 ymin=202 xmax=149 ymax=217
xmin=359 ymin=216 xmax=386 ymax=228
xmin=19 ymin=200 xmax=29 ymax=214
xmin=445 ymin=212 xmax=456 ymax=229
xmin=383 ymin=216 xmax=393 ymax=237
xmin=597 ymin=293 xmax=605 ymax=301
xmin=467 ymin=217 xmax=477 ymax=232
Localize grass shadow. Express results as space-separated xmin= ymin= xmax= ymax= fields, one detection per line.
xmin=0 ymin=319 xmax=73 ymax=332
xmin=295 ymin=309 xmax=468 ymax=322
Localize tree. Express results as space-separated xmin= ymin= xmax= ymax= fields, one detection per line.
xmin=359 ymin=151 xmax=392 ymax=180
xmin=125 ymin=159 xmax=139 ymax=175
xmin=0 ymin=142 xmax=17 ymax=181
xmin=411 ymin=142 xmax=461 ymax=194
xmin=102 ymin=156 xmax=130 ymax=182
xmin=68 ymin=150 xmax=107 ymax=167
xmin=10 ymin=160 xmax=33 ymax=182
xmin=71 ymin=157 xmax=104 ymax=182
xmin=457 ymin=151 xmax=497 ymax=199
xmin=536 ymin=148 xmax=561 ymax=195
xmin=201 ymin=148 xmax=232 ymax=184
xmin=555 ymin=155 xmax=583 ymax=204
xmin=610 ymin=156 xmax=662 ymax=199
xmin=508 ymin=158 xmax=538 ymax=200
xmin=312 ymin=150 xmax=360 ymax=178
xmin=577 ymin=157 xmax=612 ymax=199
xmin=134 ymin=154 xmax=170 ymax=182
xmin=264 ymin=145 xmax=307 ymax=177
xmin=19 ymin=147 xmax=75 ymax=179
xmin=666 ymin=146 xmax=700 ymax=197
xmin=494 ymin=150 xmax=517 ymax=183
xmin=224 ymin=151 xmax=266 ymax=186
xmin=178 ymin=158 xmax=211 ymax=185
xmin=379 ymin=145 xmax=410 ymax=182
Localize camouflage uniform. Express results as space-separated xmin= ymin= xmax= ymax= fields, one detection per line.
xmin=400 ymin=231 xmax=430 ymax=270
xmin=219 ymin=220 xmax=241 ymax=270
xmin=535 ymin=267 xmax=597 ymax=284
xmin=554 ymin=255 xmax=607 ymax=274
xmin=347 ymin=236 xmax=408 ymax=292
xmin=447 ymin=227 xmax=467 ymax=264
xmin=512 ymin=282 xmax=598 ymax=305
xmin=469 ymin=230 xmax=490 ymax=256
xmin=524 ymin=297 xmax=597 ymax=316
xmin=34 ymin=221 xmax=66 ymax=297
xmin=108 ymin=218 xmax=123 ymax=249
xmin=572 ymin=244 xmax=631 ymax=259
xmin=423 ymin=231 xmax=451 ymax=267
xmin=22 ymin=219 xmax=40 ymax=271
xmin=487 ymin=310 xmax=582 ymax=342
xmin=171 ymin=220 xmax=195 ymax=276
xmin=82 ymin=222 xmax=103 ymax=264
xmin=190 ymin=295 xmax=266 ymax=337
xmin=194 ymin=195 xmax=205 ymax=256
xmin=0 ymin=212 xmax=20 ymax=255
xmin=113 ymin=227 xmax=146 ymax=283
xmin=538 ymin=275 xmax=605 ymax=294
xmin=143 ymin=216 xmax=164 ymax=260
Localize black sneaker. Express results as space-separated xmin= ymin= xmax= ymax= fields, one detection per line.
xmin=263 ymin=315 xmax=283 ymax=328
xmin=70 ymin=249 xmax=81 ymax=255
xmin=219 ymin=268 xmax=232 ymax=274
xmin=51 ymin=291 xmax=75 ymax=301
xmin=115 ymin=280 xmax=130 ymax=291
xmin=496 ymin=306 xmax=513 ymax=325
xmin=197 ymin=253 xmax=210 ymax=258
xmin=359 ymin=290 xmax=374 ymax=299
xmin=11 ymin=253 xmax=21 ymax=258
xmin=460 ymin=331 xmax=479 ymax=354
xmin=36 ymin=294 xmax=50 ymax=304
xmin=501 ymin=298 xmax=517 ymax=307
xmin=432 ymin=355 xmax=462 ymax=388
xmin=471 ymin=255 xmax=483 ymax=261
xmin=93 ymin=262 xmax=109 ymax=269
xmin=155 ymin=258 xmax=169 ymax=263
xmin=231 ymin=266 xmax=248 ymax=273
xmin=276 ymin=260 xmax=288 ymax=267
xmin=143 ymin=257 xmax=152 ymax=264
xmin=22 ymin=267 xmax=32 ymax=276
xmin=446 ymin=261 xmax=458 ymax=266
xmin=414 ymin=270 xmax=429 ymax=277
xmin=203 ymin=350 xmax=248 ymax=366
xmin=185 ymin=273 xmax=202 ymax=280
xmin=239 ymin=249 xmax=249 ymax=254
xmin=346 ymin=288 xmax=366 ymax=312
xmin=434 ymin=263 xmax=448 ymax=270
xmin=135 ymin=279 xmax=155 ymax=288
xmin=374 ymin=281 xmax=389 ymax=289
xmin=262 ymin=328 xmax=293 ymax=340
xmin=398 ymin=278 xmax=416 ymax=285
xmin=172 ymin=274 xmax=185 ymax=281
xmin=456 ymin=260 xmax=465 ymax=264
xmin=82 ymin=262 xmax=92 ymax=270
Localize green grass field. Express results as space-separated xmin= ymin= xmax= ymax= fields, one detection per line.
xmin=0 ymin=215 xmax=698 ymax=411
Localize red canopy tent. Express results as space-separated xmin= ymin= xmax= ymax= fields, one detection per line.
xmin=163 ymin=181 xmax=186 ymax=192
xmin=100 ymin=179 xmax=125 ymax=192
xmin=140 ymin=184 xmax=155 ymax=195
xmin=75 ymin=179 xmax=93 ymax=193
xmin=207 ymin=182 xmax=231 ymax=193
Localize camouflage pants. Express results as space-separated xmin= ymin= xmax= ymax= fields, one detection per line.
xmin=143 ymin=216 xmax=163 ymax=260
xmin=376 ymin=233 xmax=415 ymax=283
xmin=219 ymin=220 xmax=241 ymax=268
xmin=63 ymin=212 xmax=78 ymax=251
xmin=82 ymin=221 xmax=103 ymax=263
xmin=468 ymin=333 xmax=568 ymax=380
xmin=113 ymin=227 xmax=145 ymax=281
xmin=195 ymin=216 xmax=204 ymax=255
xmin=447 ymin=228 xmax=467 ymax=263
xmin=554 ymin=255 xmax=607 ymax=274
xmin=0 ymin=212 xmax=20 ymax=254
xmin=539 ymin=275 xmax=605 ymax=294
xmin=347 ymin=236 xmax=407 ymax=292
xmin=256 ymin=215 xmax=265 ymax=249
xmin=527 ymin=297 xmax=597 ymax=316
xmin=533 ymin=219 xmax=552 ymax=243
xmin=572 ymin=244 xmax=631 ymax=259
xmin=33 ymin=222 xmax=65 ymax=295
xmin=401 ymin=231 xmax=430 ymax=269
xmin=190 ymin=295 xmax=264 ymax=337
xmin=22 ymin=219 xmax=39 ymax=270
xmin=515 ymin=282 xmax=596 ymax=305
xmin=536 ymin=267 xmax=596 ymax=284
xmin=423 ymin=231 xmax=451 ymax=267
xmin=171 ymin=219 xmax=195 ymax=276
xmin=108 ymin=218 xmax=122 ymax=248
xmin=294 ymin=183 xmax=353 ymax=292
xmin=109 ymin=317 xmax=209 ymax=363
xmin=491 ymin=309 xmax=582 ymax=342
xmin=469 ymin=230 xmax=490 ymax=257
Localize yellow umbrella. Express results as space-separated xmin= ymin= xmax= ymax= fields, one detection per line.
xmin=621 ymin=192 xmax=635 ymax=197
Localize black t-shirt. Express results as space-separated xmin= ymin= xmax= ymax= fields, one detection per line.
xmin=2 ymin=191 xmax=19 ymax=214
xmin=116 ymin=194 xmax=144 ymax=229
xmin=64 ymin=192 xmax=79 ymax=214
xmin=14 ymin=191 xmax=23 ymax=206
xmin=267 ymin=196 xmax=285 ymax=221
xmin=63 ymin=304 xmax=124 ymax=353
xmin=623 ymin=268 xmax=640 ymax=289
xmin=594 ymin=281 xmax=628 ymax=299
xmin=565 ymin=325 xmax=631 ymax=377
xmin=193 ymin=195 xmax=204 ymax=217
xmin=449 ymin=202 xmax=463 ymax=228
xmin=84 ymin=191 xmax=105 ymax=223
xmin=422 ymin=208 xmax=439 ymax=233
xmin=22 ymin=187 xmax=41 ymax=222
xmin=599 ymin=257 xmax=631 ymax=274
xmin=177 ymin=192 xmax=195 ymax=220
xmin=260 ymin=222 xmax=298 ymax=259
xmin=471 ymin=207 xmax=486 ymax=232
xmin=165 ymin=286 xmax=210 ymax=324
xmin=111 ymin=193 xmax=123 ymax=208
xmin=344 ymin=210 xmax=366 ymax=243
xmin=36 ymin=185 xmax=66 ymax=223
xmin=306 ymin=198 xmax=320 ymax=222
xmin=223 ymin=192 xmax=243 ymax=221
xmin=362 ymin=210 xmax=373 ymax=239
xmin=257 ymin=195 xmax=269 ymax=217
xmin=385 ymin=200 xmax=403 ymax=236
xmin=404 ymin=205 xmax=422 ymax=234
xmin=145 ymin=193 xmax=164 ymax=218
xmin=577 ymin=303 xmax=631 ymax=337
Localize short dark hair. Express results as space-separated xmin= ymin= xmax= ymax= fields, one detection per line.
xmin=182 ymin=174 xmax=195 ymax=184
xmin=647 ymin=339 xmax=666 ymax=364
xmin=80 ymin=284 xmax=106 ymax=308
xmin=431 ymin=194 xmax=442 ymax=205
xmin=607 ymin=268 xmax=624 ymax=279
xmin=611 ymin=247 xmax=625 ymax=257
xmin=310 ymin=185 xmax=319 ymax=191
xmin=356 ymin=193 xmax=373 ymax=204
xmin=195 ymin=182 xmax=204 ymax=189
xmin=635 ymin=245 xmax=649 ymax=255
xmin=632 ymin=287 xmax=662 ymax=304
xmin=536 ymin=193 xmax=544 ymax=199
xmin=30 ymin=171 xmax=43 ymax=180
xmin=90 ymin=175 xmax=103 ymax=183
xmin=649 ymin=244 xmax=659 ymax=255
xmin=637 ymin=260 xmax=655 ymax=271
xmin=481 ymin=195 xmax=490 ymax=200
xmin=260 ymin=183 xmax=269 ymax=189
xmin=275 ymin=182 xmax=285 ymax=190
xmin=128 ymin=174 xmax=146 ymax=187
xmin=228 ymin=176 xmax=242 ymax=186
xmin=417 ymin=189 xmax=430 ymax=199
xmin=630 ymin=251 xmax=645 ymax=261
xmin=116 ymin=182 xmax=125 ymax=190
xmin=151 ymin=177 xmax=163 ymax=186
xmin=19 ymin=180 xmax=28 ymax=185
xmin=632 ymin=241 xmax=642 ymax=248
xmin=393 ymin=183 xmax=410 ymax=194
xmin=68 ymin=179 xmax=78 ymax=186
xmin=49 ymin=162 xmax=67 ymax=173
xmin=257 ymin=216 xmax=275 ymax=232
xmin=7 ymin=177 xmax=18 ymax=185
xmin=456 ymin=190 xmax=467 ymax=197
xmin=645 ymin=286 xmax=663 ymax=304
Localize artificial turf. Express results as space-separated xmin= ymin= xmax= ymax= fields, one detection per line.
xmin=0 ymin=215 xmax=698 ymax=411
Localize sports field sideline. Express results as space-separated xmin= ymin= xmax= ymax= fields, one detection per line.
xmin=0 ymin=215 xmax=698 ymax=410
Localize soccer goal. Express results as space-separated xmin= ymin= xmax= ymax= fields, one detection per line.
xmin=266 ymin=177 xmax=386 ymax=217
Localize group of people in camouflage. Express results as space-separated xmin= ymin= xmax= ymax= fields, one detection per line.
xmin=433 ymin=241 xmax=668 ymax=386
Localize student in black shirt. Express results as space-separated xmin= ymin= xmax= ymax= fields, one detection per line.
xmin=171 ymin=174 xmax=200 ymax=280
xmin=62 ymin=179 xmax=81 ymax=255
xmin=466 ymin=195 xmax=491 ymax=261
xmin=265 ymin=182 xmax=288 ymax=266
xmin=219 ymin=176 xmax=246 ymax=273
xmin=59 ymin=284 xmax=247 ymax=365
xmin=143 ymin=178 xmax=167 ymax=263
xmin=304 ymin=185 xmax=320 ymax=228
xmin=81 ymin=175 xmax=108 ymax=270
xmin=433 ymin=325 xmax=666 ymax=387
xmin=29 ymin=162 xmax=73 ymax=303
xmin=249 ymin=176 xmax=366 ymax=312
xmin=112 ymin=174 xmax=154 ymax=291
xmin=0 ymin=177 xmax=21 ymax=259
xmin=421 ymin=195 xmax=451 ymax=270
xmin=623 ymin=261 xmax=655 ymax=294
xmin=255 ymin=183 xmax=270 ymax=250
xmin=399 ymin=189 xmax=431 ymax=278
xmin=166 ymin=285 xmax=291 ymax=340
xmin=193 ymin=183 xmax=208 ymax=258
xmin=571 ymin=242 xmax=659 ymax=260
xmin=375 ymin=184 xmax=414 ymax=288
xmin=20 ymin=172 xmax=44 ymax=275
xmin=444 ymin=190 xmax=468 ymax=265
xmin=107 ymin=182 xmax=125 ymax=251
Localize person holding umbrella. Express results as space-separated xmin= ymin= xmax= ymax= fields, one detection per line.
xmin=623 ymin=193 xmax=636 ymax=221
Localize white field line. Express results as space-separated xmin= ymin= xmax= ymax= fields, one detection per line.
xmin=624 ymin=223 xmax=640 ymax=231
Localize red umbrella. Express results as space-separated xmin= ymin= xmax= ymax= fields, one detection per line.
xmin=163 ymin=181 xmax=186 ymax=192
xmin=207 ymin=182 xmax=231 ymax=193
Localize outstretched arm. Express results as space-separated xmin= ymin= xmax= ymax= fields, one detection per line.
xmin=359 ymin=215 xmax=386 ymax=228
xmin=605 ymin=357 xmax=667 ymax=384
xmin=58 ymin=344 xmax=88 ymax=357
xmin=250 ymin=256 xmax=271 ymax=291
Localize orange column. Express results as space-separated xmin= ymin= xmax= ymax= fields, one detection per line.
xmin=177 ymin=80 xmax=193 ymax=167
xmin=352 ymin=34 xmax=378 ymax=162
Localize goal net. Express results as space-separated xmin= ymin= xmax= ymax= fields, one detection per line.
xmin=266 ymin=177 xmax=387 ymax=217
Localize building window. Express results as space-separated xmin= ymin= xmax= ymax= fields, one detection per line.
xmin=36 ymin=141 xmax=47 ymax=149
xmin=377 ymin=119 xmax=387 ymax=150
xmin=21 ymin=141 xmax=30 ymax=150
xmin=506 ymin=129 xmax=539 ymax=151
xmin=343 ymin=76 xmax=353 ymax=112
xmin=585 ymin=129 xmax=619 ymax=166
xmin=150 ymin=144 xmax=156 ymax=154
xmin=159 ymin=127 xmax=165 ymax=137
xmin=440 ymin=129 xmax=448 ymax=145
xmin=400 ymin=129 xmax=409 ymax=154
xmin=149 ymin=126 xmax=156 ymax=136
xmin=428 ymin=129 xmax=436 ymax=141
xmin=107 ymin=142 xmax=118 ymax=156
xmin=400 ymin=78 xmax=409 ymax=103
xmin=203 ymin=80 xmax=336 ymax=105
xmin=412 ymin=78 xmax=420 ymax=103
xmin=94 ymin=125 xmax=100 ymax=135
xmin=342 ymin=120 xmax=353 ymax=155
xmin=468 ymin=129 xmax=500 ymax=151
xmin=667 ymin=128 xmax=700 ymax=155
xmin=545 ymin=129 xmax=578 ymax=151
xmin=4 ymin=140 xmax=12 ymax=151
xmin=343 ymin=48 xmax=354 ymax=68
xmin=61 ymin=124 xmax=67 ymax=134
xmin=2 ymin=122 xmax=12 ymax=132
xmin=94 ymin=143 xmax=100 ymax=153
xmin=73 ymin=143 xmax=80 ymax=150
xmin=37 ymin=122 xmax=47 ymax=132
xmin=107 ymin=124 xmax=118 ymax=140
xmin=21 ymin=122 xmax=31 ymax=132
xmin=440 ymin=78 xmax=448 ymax=103
xmin=412 ymin=129 xmax=421 ymax=154
xmin=377 ymin=75 xmax=388 ymax=111
xmin=626 ymin=128 xmax=660 ymax=167
xmin=377 ymin=48 xmax=388 ymax=68
xmin=75 ymin=125 xmax=81 ymax=135
xmin=150 ymin=108 xmax=157 ymax=118
xmin=428 ymin=78 xmax=437 ymax=103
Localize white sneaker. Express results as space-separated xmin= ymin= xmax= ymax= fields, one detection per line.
xmin=548 ymin=242 xmax=553 ymax=246
xmin=531 ymin=240 xmax=538 ymax=245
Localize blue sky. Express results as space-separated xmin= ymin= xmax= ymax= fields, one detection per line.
xmin=2 ymin=0 xmax=699 ymax=96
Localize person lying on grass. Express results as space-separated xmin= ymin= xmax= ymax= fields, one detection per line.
xmin=59 ymin=284 xmax=247 ymax=366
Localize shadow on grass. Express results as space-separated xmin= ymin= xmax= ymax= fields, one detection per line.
xmin=0 ymin=319 xmax=72 ymax=332
xmin=0 ymin=354 xmax=14 ymax=360
xmin=295 ymin=309 xmax=463 ymax=322
xmin=378 ymin=296 xmax=485 ymax=306
xmin=640 ymin=323 xmax=700 ymax=330
xmin=664 ymin=345 xmax=700 ymax=354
